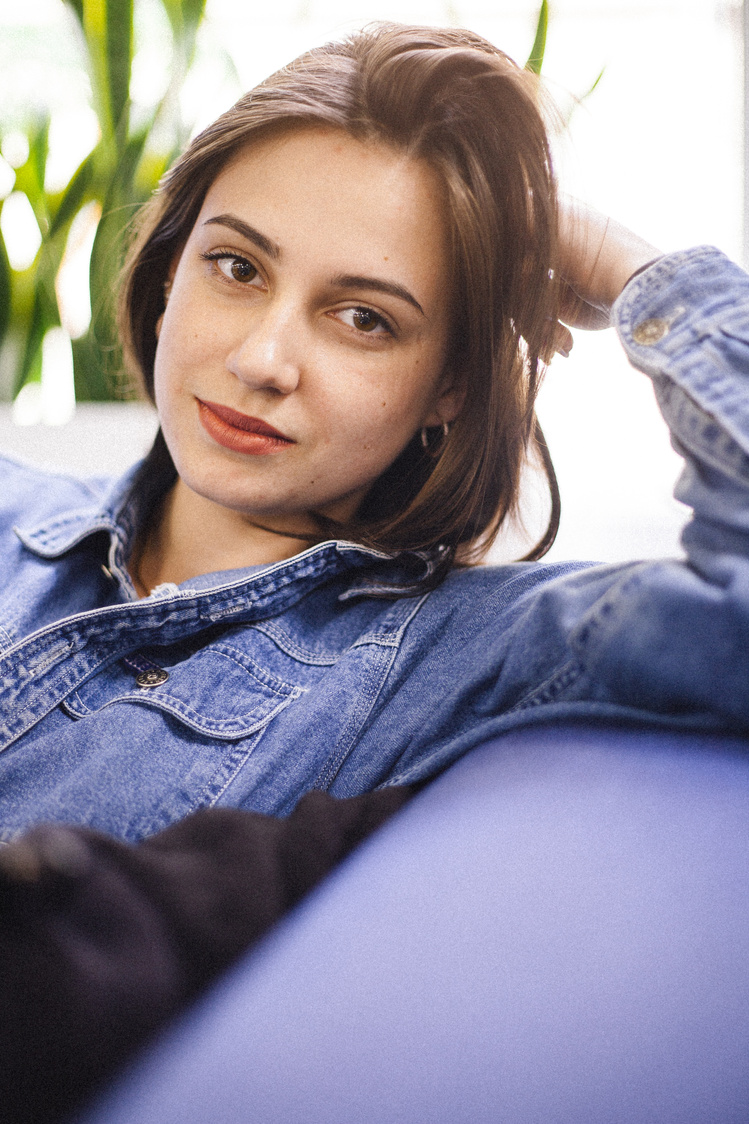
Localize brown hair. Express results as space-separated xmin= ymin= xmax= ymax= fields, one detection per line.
xmin=120 ymin=22 xmax=561 ymax=588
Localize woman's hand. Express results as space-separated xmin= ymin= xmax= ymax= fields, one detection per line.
xmin=552 ymin=196 xmax=662 ymax=354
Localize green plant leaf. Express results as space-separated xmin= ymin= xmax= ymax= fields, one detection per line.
xmin=48 ymin=149 xmax=98 ymax=239
xmin=14 ymin=282 xmax=59 ymax=397
xmin=72 ymin=326 xmax=122 ymax=400
xmin=65 ymin=0 xmax=84 ymax=27
xmin=525 ymin=0 xmax=549 ymax=75
xmin=112 ymin=123 xmax=155 ymax=200
xmin=79 ymin=0 xmax=129 ymax=145
xmin=75 ymin=206 xmax=127 ymax=399
xmin=183 ymin=0 xmax=208 ymax=29
xmin=6 ymin=0 xmax=209 ymax=401
xmin=562 ymin=65 xmax=606 ymax=125
xmin=29 ymin=119 xmax=50 ymax=195
xmin=75 ymin=127 xmax=153 ymax=400
xmin=79 ymin=0 xmax=108 ymax=136
xmin=13 ymin=116 xmax=52 ymax=235
xmin=106 ymin=0 xmax=134 ymax=136
xmin=161 ymin=0 xmax=207 ymax=58
xmin=582 ymin=66 xmax=605 ymax=101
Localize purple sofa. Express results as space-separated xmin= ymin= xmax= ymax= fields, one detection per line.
xmin=76 ymin=722 xmax=749 ymax=1124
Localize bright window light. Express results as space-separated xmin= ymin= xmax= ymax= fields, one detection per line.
xmin=12 ymin=328 xmax=76 ymax=427
xmin=55 ymin=200 xmax=101 ymax=340
xmin=0 ymin=191 xmax=42 ymax=272
xmin=44 ymin=108 xmax=100 ymax=195
xmin=1 ymin=130 xmax=29 ymax=169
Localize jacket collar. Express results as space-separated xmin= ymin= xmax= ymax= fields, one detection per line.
xmin=13 ymin=461 xmax=439 ymax=597
xmin=13 ymin=463 xmax=142 ymax=559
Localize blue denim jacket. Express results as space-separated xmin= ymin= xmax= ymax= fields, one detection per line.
xmin=1 ymin=246 xmax=748 ymax=842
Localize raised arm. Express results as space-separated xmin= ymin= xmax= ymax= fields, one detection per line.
xmin=572 ymin=240 xmax=749 ymax=727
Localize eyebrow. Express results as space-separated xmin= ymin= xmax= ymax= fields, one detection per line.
xmin=331 ymin=274 xmax=425 ymax=317
xmin=203 ymin=214 xmax=280 ymax=259
xmin=203 ymin=215 xmax=425 ymax=317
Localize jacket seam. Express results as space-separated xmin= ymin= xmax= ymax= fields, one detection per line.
xmin=507 ymin=658 xmax=585 ymax=712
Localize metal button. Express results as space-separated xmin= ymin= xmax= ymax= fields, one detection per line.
xmin=135 ymin=668 xmax=169 ymax=688
xmin=632 ymin=318 xmax=668 ymax=345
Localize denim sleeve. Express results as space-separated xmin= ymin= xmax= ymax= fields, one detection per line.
xmin=571 ymin=247 xmax=749 ymax=727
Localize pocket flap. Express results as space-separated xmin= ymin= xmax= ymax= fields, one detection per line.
xmin=62 ymin=644 xmax=303 ymax=739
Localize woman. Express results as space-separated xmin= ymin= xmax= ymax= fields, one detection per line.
xmin=0 ymin=24 xmax=687 ymax=844
xmin=1 ymin=21 xmax=748 ymax=1121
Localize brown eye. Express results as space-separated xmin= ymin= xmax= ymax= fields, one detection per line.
xmin=229 ymin=258 xmax=257 ymax=283
xmin=203 ymin=252 xmax=261 ymax=285
xmin=352 ymin=307 xmax=380 ymax=332
xmin=335 ymin=305 xmax=394 ymax=337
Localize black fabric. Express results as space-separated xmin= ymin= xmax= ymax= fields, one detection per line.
xmin=0 ymin=786 xmax=412 ymax=1124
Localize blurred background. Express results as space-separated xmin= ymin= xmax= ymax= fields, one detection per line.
xmin=0 ymin=0 xmax=744 ymax=561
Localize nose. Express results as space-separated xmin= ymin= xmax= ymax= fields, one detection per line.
xmin=225 ymin=302 xmax=302 ymax=395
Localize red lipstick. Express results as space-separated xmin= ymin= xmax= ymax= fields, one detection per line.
xmin=197 ymin=399 xmax=294 ymax=455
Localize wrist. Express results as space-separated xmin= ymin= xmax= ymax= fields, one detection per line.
xmin=622 ymin=256 xmax=664 ymax=291
xmin=604 ymin=236 xmax=663 ymax=307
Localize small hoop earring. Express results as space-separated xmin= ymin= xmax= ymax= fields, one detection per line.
xmin=420 ymin=420 xmax=450 ymax=457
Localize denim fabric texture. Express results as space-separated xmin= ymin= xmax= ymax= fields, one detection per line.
xmin=0 ymin=246 xmax=747 ymax=842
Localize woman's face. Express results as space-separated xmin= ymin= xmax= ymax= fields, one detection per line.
xmin=154 ymin=126 xmax=459 ymax=531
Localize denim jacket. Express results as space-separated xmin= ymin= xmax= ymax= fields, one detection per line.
xmin=1 ymin=246 xmax=748 ymax=842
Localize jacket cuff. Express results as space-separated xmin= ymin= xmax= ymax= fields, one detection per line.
xmin=612 ymin=246 xmax=749 ymax=463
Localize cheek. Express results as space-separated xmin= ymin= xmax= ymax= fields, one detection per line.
xmin=317 ymin=391 xmax=426 ymax=486
xmin=152 ymin=345 xmax=193 ymax=440
xmin=322 ymin=386 xmax=416 ymax=452
xmin=153 ymin=309 xmax=206 ymax=405
xmin=323 ymin=349 xmax=443 ymax=434
xmin=156 ymin=295 xmax=225 ymax=372
xmin=152 ymin=345 xmax=175 ymax=418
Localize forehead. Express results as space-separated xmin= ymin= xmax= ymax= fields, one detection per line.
xmin=194 ymin=126 xmax=451 ymax=297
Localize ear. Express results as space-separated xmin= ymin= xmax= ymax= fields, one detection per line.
xmin=421 ymin=377 xmax=466 ymax=429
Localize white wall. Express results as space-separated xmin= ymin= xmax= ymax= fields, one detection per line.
xmin=0 ymin=404 xmax=158 ymax=478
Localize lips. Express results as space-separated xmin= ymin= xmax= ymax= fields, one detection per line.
xmin=197 ymin=399 xmax=294 ymax=455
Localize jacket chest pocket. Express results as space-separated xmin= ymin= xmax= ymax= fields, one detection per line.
xmin=62 ymin=645 xmax=304 ymax=739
